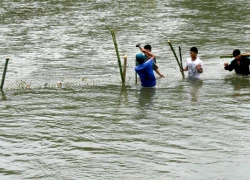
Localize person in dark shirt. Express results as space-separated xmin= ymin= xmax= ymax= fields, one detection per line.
xmin=143 ymin=44 xmax=164 ymax=78
xmin=224 ymin=49 xmax=250 ymax=75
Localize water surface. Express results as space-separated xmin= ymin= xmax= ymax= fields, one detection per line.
xmin=0 ymin=0 xmax=250 ymax=179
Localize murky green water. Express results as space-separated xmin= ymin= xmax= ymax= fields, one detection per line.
xmin=1 ymin=0 xmax=250 ymax=179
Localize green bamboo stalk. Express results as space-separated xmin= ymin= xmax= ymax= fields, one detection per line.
xmin=0 ymin=57 xmax=10 ymax=90
xmin=220 ymin=55 xmax=234 ymax=58
xmin=168 ymin=40 xmax=185 ymax=79
xmin=179 ymin=46 xmax=185 ymax=78
xmin=111 ymin=30 xmax=125 ymax=84
xmin=220 ymin=53 xmax=250 ymax=58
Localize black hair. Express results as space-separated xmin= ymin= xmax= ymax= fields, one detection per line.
xmin=233 ymin=49 xmax=240 ymax=57
xmin=144 ymin=44 xmax=152 ymax=51
xmin=190 ymin=47 xmax=198 ymax=53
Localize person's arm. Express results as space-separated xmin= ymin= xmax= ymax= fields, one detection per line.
xmin=243 ymin=56 xmax=250 ymax=65
xmin=140 ymin=47 xmax=155 ymax=60
xmin=181 ymin=59 xmax=189 ymax=72
xmin=196 ymin=59 xmax=203 ymax=73
xmin=224 ymin=60 xmax=235 ymax=71
xmin=144 ymin=50 xmax=150 ymax=60
xmin=196 ymin=64 xmax=203 ymax=73
xmin=182 ymin=66 xmax=188 ymax=71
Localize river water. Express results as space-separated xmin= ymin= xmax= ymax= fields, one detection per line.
xmin=1 ymin=0 xmax=250 ymax=179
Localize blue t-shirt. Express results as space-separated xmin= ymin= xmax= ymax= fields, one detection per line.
xmin=135 ymin=59 xmax=156 ymax=87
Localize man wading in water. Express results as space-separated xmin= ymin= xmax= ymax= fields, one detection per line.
xmin=135 ymin=47 xmax=156 ymax=87
xmin=224 ymin=49 xmax=250 ymax=75
xmin=143 ymin=44 xmax=164 ymax=78
xmin=182 ymin=47 xmax=203 ymax=79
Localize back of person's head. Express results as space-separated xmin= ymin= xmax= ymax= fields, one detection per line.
xmin=144 ymin=44 xmax=152 ymax=51
xmin=190 ymin=47 xmax=198 ymax=54
xmin=233 ymin=49 xmax=241 ymax=57
xmin=136 ymin=53 xmax=146 ymax=64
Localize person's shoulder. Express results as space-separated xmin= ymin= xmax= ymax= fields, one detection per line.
xmin=196 ymin=57 xmax=202 ymax=62
xmin=145 ymin=59 xmax=154 ymax=64
xmin=242 ymin=56 xmax=250 ymax=60
xmin=231 ymin=58 xmax=237 ymax=63
xmin=135 ymin=66 xmax=139 ymax=71
xmin=135 ymin=63 xmax=144 ymax=69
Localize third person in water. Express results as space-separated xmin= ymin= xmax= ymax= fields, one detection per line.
xmin=182 ymin=47 xmax=203 ymax=79
xmin=224 ymin=49 xmax=250 ymax=75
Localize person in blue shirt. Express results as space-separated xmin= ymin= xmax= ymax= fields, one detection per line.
xmin=135 ymin=47 xmax=156 ymax=87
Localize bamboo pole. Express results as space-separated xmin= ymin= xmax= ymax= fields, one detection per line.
xmin=0 ymin=57 xmax=10 ymax=91
xmin=168 ymin=40 xmax=185 ymax=79
xmin=220 ymin=53 xmax=250 ymax=58
xmin=179 ymin=46 xmax=185 ymax=78
xmin=110 ymin=29 xmax=125 ymax=84
xmin=1 ymin=90 xmax=6 ymax=101
xmin=123 ymin=55 xmax=127 ymax=82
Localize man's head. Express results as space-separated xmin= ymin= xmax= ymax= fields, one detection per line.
xmin=190 ymin=47 xmax=198 ymax=54
xmin=233 ymin=49 xmax=241 ymax=60
xmin=136 ymin=53 xmax=146 ymax=65
xmin=144 ymin=44 xmax=152 ymax=51
xmin=190 ymin=47 xmax=198 ymax=59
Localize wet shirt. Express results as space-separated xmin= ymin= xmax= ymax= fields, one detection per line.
xmin=225 ymin=56 xmax=250 ymax=75
xmin=186 ymin=57 xmax=203 ymax=79
xmin=135 ymin=59 xmax=156 ymax=87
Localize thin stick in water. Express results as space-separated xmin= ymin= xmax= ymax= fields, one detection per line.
xmin=179 ymin=46 xmax=185 ymax=78
xmin=123 ymin=55 xmax=127 ymax=82
xmin=0 ymin=57 xmax=10 ymax=91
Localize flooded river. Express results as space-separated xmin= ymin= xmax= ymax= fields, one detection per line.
xmin=0 ymin=0 xmax=250 ymax=179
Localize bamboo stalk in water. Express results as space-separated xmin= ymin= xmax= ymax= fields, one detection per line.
xmin=123 ymin=55 xmax=127 ymax=82
xmin=220 ymin=53 xmax=250 ymax=58
xmin=168 ymin=40 xmax=185 ymax=79
xmin=110 ymin=29 xmax=125 ymax=84
xmin=0 ymin=57 xmax=10 ymax=91
xmin=179 ymin=46 xmax=185 ymax=78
